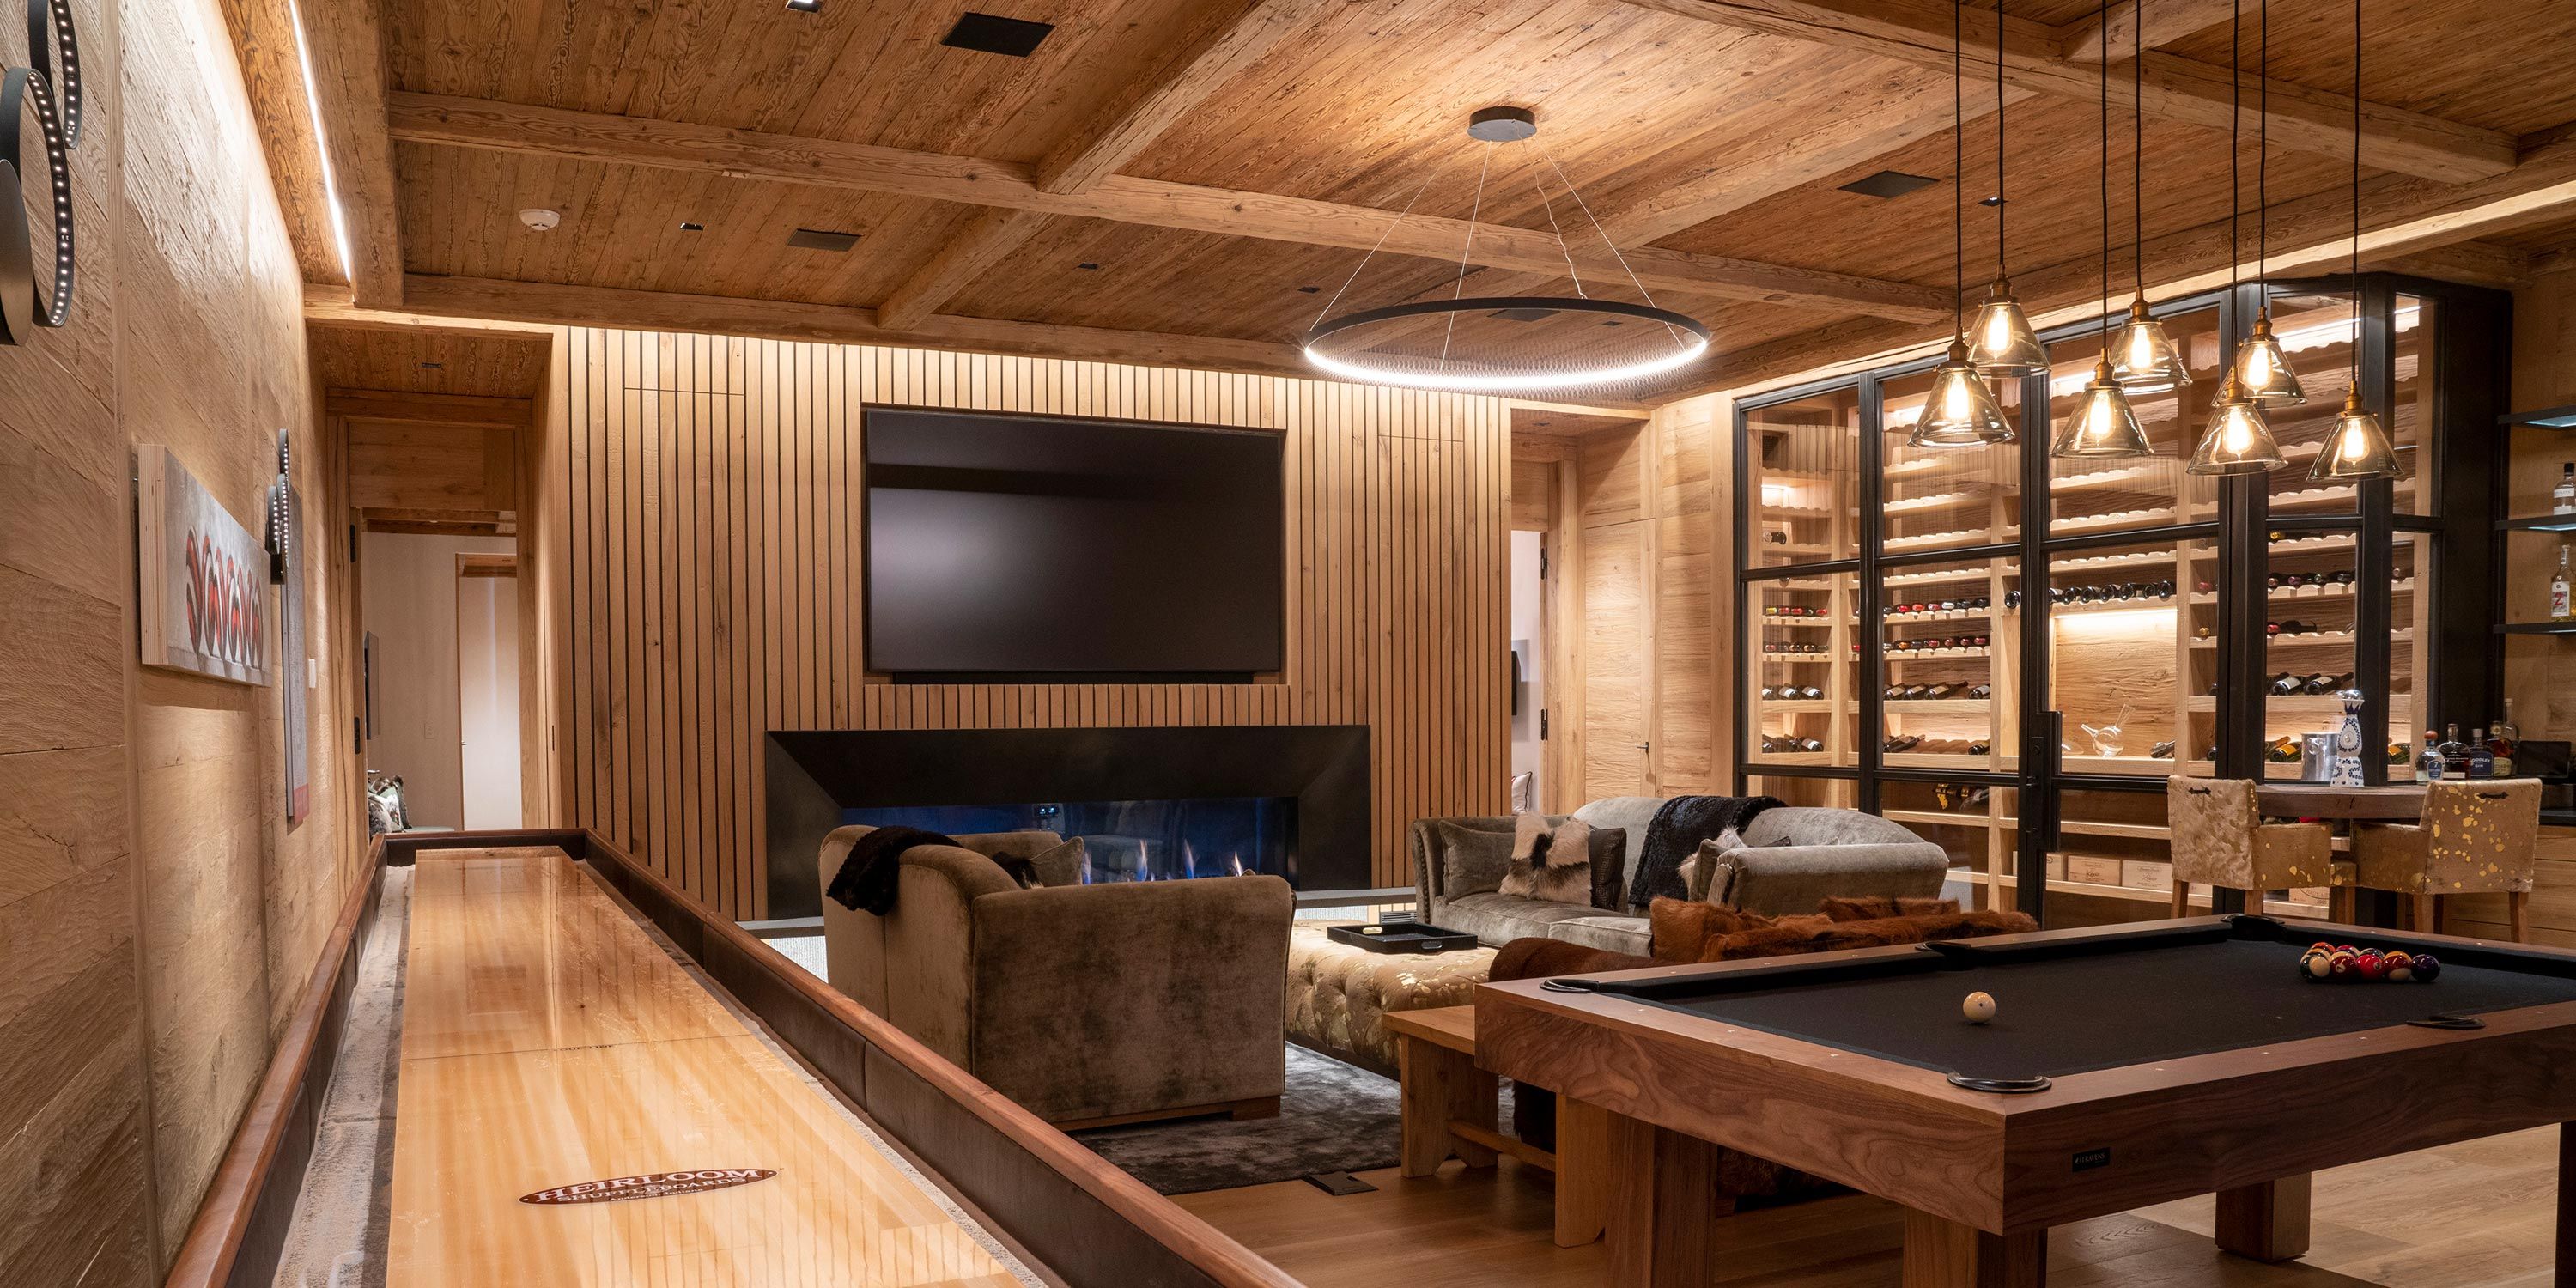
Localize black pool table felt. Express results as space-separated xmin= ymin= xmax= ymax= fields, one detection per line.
xmin=1619 ymin=938 xmax=2576 ymax=1083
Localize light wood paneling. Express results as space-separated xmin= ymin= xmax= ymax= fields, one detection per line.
xmin=313 ymin=326 xmax=552 ymax=398
xmin=0 ymin=0 xmax=361 ymax=1281
xmin=538 ymin=331 xmax=1512 ymax=914
xmin=348 ymin=422 xmax=519 ymax=514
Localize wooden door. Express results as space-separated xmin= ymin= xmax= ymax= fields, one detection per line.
xmin=1583 ymin=521 xmax=1656 ymax=799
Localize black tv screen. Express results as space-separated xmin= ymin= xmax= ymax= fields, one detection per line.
xmin=864 ymin=408 xmax=1285 ymax=678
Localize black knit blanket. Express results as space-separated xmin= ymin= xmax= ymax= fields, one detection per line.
xmin=824 ymin=825 xmax=957 ymax=914
xmin=1624 ymin=795 xmax=1783 ymax=911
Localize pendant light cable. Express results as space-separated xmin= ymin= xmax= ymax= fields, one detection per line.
xmin=2132 ymin=0 xmax=2144 ymax=296
xmin=2099 ymin=0 xmax=2111 ymax=342
xmin=1311 ymin=165 xmax=1440 ymax=329
xmin=2228 ymin=0 xmax=2240 ymax=301
xmin=2258 ymin=0 xmax=2269 ymax=291
xmin=1955 ymin=0 xmax=1965 ymax=336
xmin=1437 ymin=143 xmax=1497 ymax=366
xmin=1995 ymin=0 xmax=2007 ymax=281
xmin=2350 ymin=0 xmax=2361 ymax=326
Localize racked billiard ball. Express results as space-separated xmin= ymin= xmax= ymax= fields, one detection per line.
xmin=2411 ymin=953 xmax=2442 ymax=982
xmin=1962 ymin=991 xmax=1996 ymax=1024
xmin=2384 ymin=951 xmax=2415 ymax=982
xmin=2300 ymin=951 xmax=2334 ymax=981
xmin=2354 ymin=952 xmax=2389 ymax=981
xmin=2328 ymin=951 xmax=2362 ymax=982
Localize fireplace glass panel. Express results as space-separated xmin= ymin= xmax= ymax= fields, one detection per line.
xmin=846 ymin=798 xmax=1296 ymax=884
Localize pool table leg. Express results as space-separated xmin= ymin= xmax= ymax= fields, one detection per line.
xmin=1607 ymin=1119 xmax=1734 ymax=1288
xmin=1395 ymin=1036 xmax=1495 ymax=1176
xmin=1899 ymin=1209 xmax=2045 ymax=1287
xmin=2215 ymin=1174 xmax=2311 ymax=1262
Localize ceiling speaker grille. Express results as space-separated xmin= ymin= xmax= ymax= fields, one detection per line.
xmin=941 ymin=12 xmax=1054 ymax=57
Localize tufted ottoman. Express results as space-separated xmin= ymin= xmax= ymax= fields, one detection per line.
xmin=1285 ymin=924 xmax=1496 ymax=1074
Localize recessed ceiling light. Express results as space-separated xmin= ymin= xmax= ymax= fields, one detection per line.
xmin=941 ymin=12 xmax=1054 ymax=57
xmin=1297 ymin=285 xmax=1321 ymax=294
xmin=679 ymin=221 xmax=705 ymax=232
xmin=418 ymin=361 xmax=444 ymax=370
xmin=1076 ymin=261 xmax=1100 ymax=270
xmin=785 ymin=0 xmax=819 ymax=10
xmin=519 ymin=208 xmax=561 ymax=230
xmin=787 ymin=228 xmax=860 ymax=252
xmin=1838 ymin=170 xmax=1940 ymax=199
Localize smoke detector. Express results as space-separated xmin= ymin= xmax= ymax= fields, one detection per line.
xmin=519 ymin=208 xmax=562 ymax=231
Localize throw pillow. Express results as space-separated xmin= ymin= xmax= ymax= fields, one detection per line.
xmin=1585 ymin=827 xmax=1627 ymax=910
xmin=1427 ymin=820 xmax=1516 ymax=899
xmin=1500 ymin=814 xmax=1594 ymax=906
xmin=1818 ymin=895 xmax=1961 ymax=922
xmin=1011 ymin=837 xmax=1087 ymax=888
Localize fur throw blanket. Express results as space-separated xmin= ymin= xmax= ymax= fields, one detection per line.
xmin=1649 ymin=896 xmax=2038 ymax=964
xmin=824 ymin=825 xmax=957 ymax=914
xmin=1625 ymin=794 xmax=1782 ymax=911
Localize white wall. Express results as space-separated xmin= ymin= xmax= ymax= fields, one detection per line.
xmin=1510 ymin=530 xmax=1546 ymax=804
xmin=361 ymin=533 xmax=513 ymax=827
xmin=457 ymin=571 xmax=523 ymax=829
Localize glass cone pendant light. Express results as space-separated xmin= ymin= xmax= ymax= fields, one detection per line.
xmin=1916 ymin=339 xmax=2014 ymax=447
xmin=2050 ymin=0 xmax=2150 ymax=461
xmin=2188 ymin=376 xmax=2287 ymax=474
xmin=2309 ymin=386 xmax=2401 ymax=481
xmin=2227 ymin=308 xmax=2306 ymax=404
xmin=1966 ymin=283 xmax=2048 ymax=376
xmin=2111 ymin=297 xmax=2191 ymax=392
xmin=2107 ymin=18 xmax=2189 ymax=395
xmin=1966 ymin=0 xmax=2045 ymax=378
xmin=2053 ymin=359 xmax=2153 ymax=458
xmin=2304 ymin=1 xmax=2402 ymax=483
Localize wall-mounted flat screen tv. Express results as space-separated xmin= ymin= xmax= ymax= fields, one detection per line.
xmin=864 ymin=407 xmax=1285 ymax=680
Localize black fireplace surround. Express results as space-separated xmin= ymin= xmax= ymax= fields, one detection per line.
xmin=763 ymin=725 xmax=1371 ymax=917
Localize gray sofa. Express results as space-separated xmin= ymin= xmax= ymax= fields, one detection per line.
xmin=1409 ymin=797 xmax=1953 ymax=956
xmin=815 ymin=824 xmax=1295 ymax=1127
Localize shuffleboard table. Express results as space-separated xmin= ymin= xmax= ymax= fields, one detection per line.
xmin=1475 ymin=915 xmax=2576 ymax=1286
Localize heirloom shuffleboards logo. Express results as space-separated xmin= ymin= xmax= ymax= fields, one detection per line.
xmin=519 ymin=1169 xmax=779 ymax=1206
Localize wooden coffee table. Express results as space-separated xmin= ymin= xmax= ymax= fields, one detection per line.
xmin=1384 ymin=1004 xmax=1613 ymax=1248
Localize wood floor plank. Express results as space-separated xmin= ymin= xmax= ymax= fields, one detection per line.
xmin=390 ymin=848 xmax=1028 ymax=1288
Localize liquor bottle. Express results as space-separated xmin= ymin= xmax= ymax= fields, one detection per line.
xmin=2555 ymin=544 xmax=2573 ymax=621
xmin=2417 ymin=728 xmax=2442 ymax=783
xmin=2557 ymin=462 xmax=2576 ymax=515
xmin=2439 ymin=723 xmax=2470 ymax=778
xmin=2488 ymin=717 xmax=2518 ymax=779
xmin=2466 ymin=727 xmax=2495 ymax=779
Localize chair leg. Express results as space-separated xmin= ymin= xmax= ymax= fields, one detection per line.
xmin=2512 ymin=891 xmax=2531 ymax=944
xmin=2328 ymin=885 xmax=2356 ymax=925
xmin=2170 ymin=879 xmax=2190 ymax=918
xmin=2409 ymin=893 xmax=2435 ymax=934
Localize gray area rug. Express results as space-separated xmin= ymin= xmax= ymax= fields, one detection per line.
xmin=1075 ymin=1046 xmax=1507 ymax=1195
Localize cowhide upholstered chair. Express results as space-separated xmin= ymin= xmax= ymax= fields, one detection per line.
xmin=2348 ymin=778 xmax=2543 ymax=940
xmin=2166 ymin=777 xmax=2336 ymax=917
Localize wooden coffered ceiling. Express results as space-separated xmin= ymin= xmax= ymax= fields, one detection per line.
xmin=240 ymin=0 xmax=2576 ymax=402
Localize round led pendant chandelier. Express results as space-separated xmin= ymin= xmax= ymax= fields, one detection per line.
xmin=1302 ymin=107 xmax=1710 ymax=395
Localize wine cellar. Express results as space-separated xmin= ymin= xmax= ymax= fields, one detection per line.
xmin=1735 ymin=276 xmax=2510 ymax=922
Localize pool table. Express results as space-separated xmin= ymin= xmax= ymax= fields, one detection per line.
xmin=1475 ymin=915 xmax=2576 ymax=1287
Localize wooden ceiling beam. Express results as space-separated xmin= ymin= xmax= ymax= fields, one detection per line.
xmin=385 ymin=93 xmax=1950 ymax=321
xmin=2057 ymin=0 xmax=2237 ymax=64
xmin=1616 ymin=0 xmax=2515 ymax=185
xmin=325 ymin=390 xmax=535 ymax=427
xmin=299 ymin=0 xmax=404 ymax=307
xmin=880 ymin=0 xmax=1333 ymax=331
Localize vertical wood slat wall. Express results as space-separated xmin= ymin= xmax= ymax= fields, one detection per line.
xmin=543 ymin=329 xmax=1513 ymax=917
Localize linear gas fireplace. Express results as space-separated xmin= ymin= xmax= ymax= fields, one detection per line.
xmin=765 ymin=725 xmax=1370 ymax=917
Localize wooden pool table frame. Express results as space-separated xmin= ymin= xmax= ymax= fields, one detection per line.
xmin=1475 ymin=915 xmax=2576 ymax=1287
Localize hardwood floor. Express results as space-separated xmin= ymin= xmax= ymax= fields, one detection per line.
xmin=1176 ymin=1127 xmax=2562 ymax=1287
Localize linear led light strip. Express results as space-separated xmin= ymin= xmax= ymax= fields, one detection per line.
xmin=288 ymin=0 xmax=355 ymax=285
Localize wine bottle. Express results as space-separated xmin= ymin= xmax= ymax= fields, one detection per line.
xmin=2417 ymin=729 xmax=2442 ymax=783
xmin=2555 ymin=544 xmax=2573 ymax=621
xmin=2488 ymin=718 xmax=2517 ymax=779
xmin=2556 ymin=462 xmax=2575 ymax=516
xmin=2269 ymin=672 xmax=2303 ymax=696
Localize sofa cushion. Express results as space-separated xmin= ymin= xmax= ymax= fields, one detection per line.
xmin=1545 ymin=914 xmax=1652 ymax=957
xmin=991 ymin=836 xmax=1086 ymax=889
xmin=1426 ymin=820 xmax=1518 ymax=900
xmin=1703 ymin=840 xmax=1952 ymax=917
xmin=1741 ymin=806 xmax=1918 ymax=848
xmin=1438 ymin=890 xmax=1612 ymax=946
xmin=1650 ymin=896 xmax=2035 ymax=963
xmin=1572 ymin=796 xmax=1665 ymax=895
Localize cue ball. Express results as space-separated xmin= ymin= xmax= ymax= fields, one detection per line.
xmin=1962 ymin=991 xmax=1996 ymax=1024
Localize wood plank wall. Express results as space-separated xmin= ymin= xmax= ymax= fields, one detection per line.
xmin=538 ymin=331 xmax=1515 ymax=914
xmin=0 ymin=0 xmax=364 ymax=1281
xmin=1518 ymin=393 xmax=1733 ymax=811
